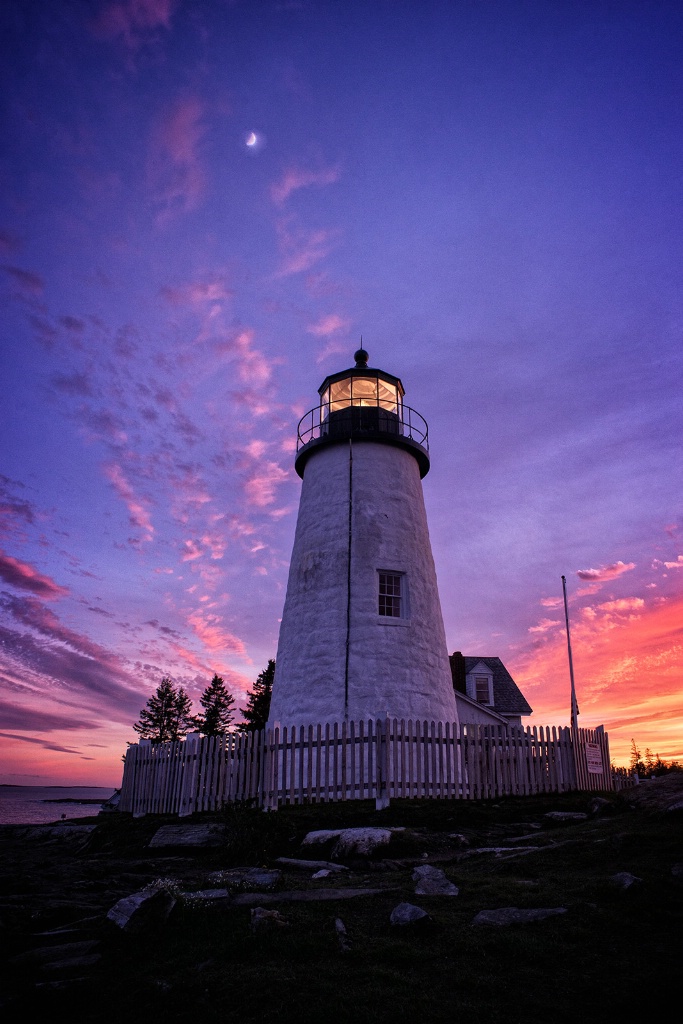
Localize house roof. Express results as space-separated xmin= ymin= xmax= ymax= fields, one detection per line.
xmin=463 ymin=656 xmax=533 ymax=716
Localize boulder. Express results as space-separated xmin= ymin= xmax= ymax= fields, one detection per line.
xmin=609 ymin=872 xmax=642 ymax=890
xmin=301 ymin=826 xmax=403 ymax=860
xmin=472 ymin=907 xmax=567 ymax=927
xmin=390 ymin=902 xmax=431 ymax=927
xmin=544 ymin=812 xmax=588 ymax=823
xmin=250 ymin=907 xmax=290 ymax=933
xmin=106 ymin=886 xmax=176 ymax=933
xmin=148 ymin=824 xmax=227 ymax=848
xmin=206 ymin=867 xmax=281 ymax=890
xmin=412 ymin=865 xmax=459 ymax=896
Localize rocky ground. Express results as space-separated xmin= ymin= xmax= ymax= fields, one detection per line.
xmin=1 ymin=775 xmax=682 ymax=1023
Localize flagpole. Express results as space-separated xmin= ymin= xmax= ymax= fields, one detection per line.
xmin=561 ymin=575 xmax=579 ymax=733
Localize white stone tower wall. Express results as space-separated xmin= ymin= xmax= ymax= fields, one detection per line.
xmin=269 ymin=439 xmax=458 ymax=727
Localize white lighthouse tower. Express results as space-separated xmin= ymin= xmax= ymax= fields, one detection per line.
xmin=269 ymin=349 xmax=458 ymax=729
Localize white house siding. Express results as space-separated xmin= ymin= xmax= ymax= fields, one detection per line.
xmin=269 ymin=439 xmax=458 ymax=728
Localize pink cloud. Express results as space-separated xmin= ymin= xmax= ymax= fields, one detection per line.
xmin=148 ymin=97 xmax=206 ymax=220
xmin=161 ymin=277 xmax=232 ymax=306
xmin=528 ymin=617 xmax=561 ymax=634
xmin=103 ymin=463 xmax=154 ymax=543
xmin=540 ymin=596 xmax=562 ymax=609
xmin=576 ymin=560 xmax=636 ymax=582
xmin=92 ymin=0 xmax=175 ymax=51
xmin=187 ymin=610 xmax=246 ymax=656
xmin=270 ymin=164 xmax=341 ymax=204
xmin=275 ymin=219 xmax=339 ymax=277
xmin=306 ymin=313 xmax=350 ymax=337
xmin=244 ymin=462 xmax=289 ymax=507
xmin=0 ymin=551 xmax=68 ymax=599
xmin=663 ymin=556 xmax=683 ymax=570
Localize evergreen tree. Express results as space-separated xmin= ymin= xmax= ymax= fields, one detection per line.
xmin=196 ymin=674 xmax=235 ymax=736
xmin=133 ymin=677 xmax=195 ymax=743
xmin=629 ymin=738 xmax=646 ymax=776
xmin=238 ymin=659 xmax=275 ymax=732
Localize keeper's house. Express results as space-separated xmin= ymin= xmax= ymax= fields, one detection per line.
xmin=450 ymin=651 xmax=532 ymax=728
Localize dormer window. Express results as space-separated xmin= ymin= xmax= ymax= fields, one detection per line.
xmin=466 ymin=662 xmax=494 ymax=706
xmin=475 ymin=676 xmax=491 ymax=704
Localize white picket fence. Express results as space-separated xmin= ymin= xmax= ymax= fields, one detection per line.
xmin=119 ymin=719 xmax=614 ymax=817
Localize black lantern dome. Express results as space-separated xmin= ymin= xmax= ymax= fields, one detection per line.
xmin=294 ymin=349 xmax=430 ymax=478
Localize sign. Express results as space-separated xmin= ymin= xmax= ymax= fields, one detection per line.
xmin=585 ymin=742 xmax=604 ymax=774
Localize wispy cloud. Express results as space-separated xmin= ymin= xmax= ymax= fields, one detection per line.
xmin=187 ymin=610 xmax=246 ymax=656
xmin=161 ymin=276 xmax=232 ymax=306
xmin=148 ymin=96 xmax=207 ymax=221
xmin=0 ymin=552 xmax=68 ymax=599
xmin=576 ymin=560 xmax=636 ymax=582
xmin=103 ymin=463 xmax=155 ymax=543
xmin=2 ymin=264 xmax=44 ymax=296
xmin=91 ymin=0 xmax=175 ymax=51
xmin=306 ymin=313 xmax=350 ymax=337
xmin=270 ymin=164 xmax=341 ymax=205
xmin=275 ymin=217 xmax=339 ymax=277
xmin=244 ymin=462 xmax=289 ymax=507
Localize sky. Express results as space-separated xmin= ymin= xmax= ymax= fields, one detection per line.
xmin=1 ymin=0 xmax=681 ymax=786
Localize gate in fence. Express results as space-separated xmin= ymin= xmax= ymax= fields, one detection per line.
xmin=119 ymin=719 xmax=614 ymax=817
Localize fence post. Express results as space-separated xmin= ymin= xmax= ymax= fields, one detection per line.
xmin=375 ymin=718 xmax=390 ymax=809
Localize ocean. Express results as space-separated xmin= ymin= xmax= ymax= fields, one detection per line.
xmin=0 ymin=786 xmax=117 ymax=825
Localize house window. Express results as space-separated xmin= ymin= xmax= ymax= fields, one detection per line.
xmin=475 ymin=676 xmax=491 ymax=704
xmin=378 ymin=572 xmax=402 ymax=617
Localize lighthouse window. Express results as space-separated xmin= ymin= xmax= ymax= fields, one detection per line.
xmin=322 ymin=376 xmax=400 ymax=418
xmin=378 ymin=572 xmax=402 ymax=617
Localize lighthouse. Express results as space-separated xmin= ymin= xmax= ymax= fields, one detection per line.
xmin=269 ymin=349 xmax=458 ymax=729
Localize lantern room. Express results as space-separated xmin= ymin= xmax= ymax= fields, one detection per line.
xmin=295 ymin=349 xmax=430 ymax=478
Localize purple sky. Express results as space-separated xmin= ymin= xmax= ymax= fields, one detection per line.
xmin=1 ymin=0 xmax=681 ymax=786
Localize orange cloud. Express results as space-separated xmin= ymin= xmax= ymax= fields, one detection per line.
xmin=510 ymin=594 xmax=683 ymax=765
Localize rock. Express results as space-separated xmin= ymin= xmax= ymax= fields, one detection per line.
xmin=544 ymin=812 xmax=588 ymax=822
xmin=589 ymin=797 xmax=614 ymax=816
xmin=148 ymin=824 xmax=227 ymax=848
xmin=275 ymin=857 xmax=349 ymax=872
xmin=447 ymin=833 xmax=470 ymax=847
xmin=206 ymin=867 xmax=281 ymax=889
xmin=250 ymin=907 xmax=290 ymax=933
xmin=671 ymin=863 xmax=683 ymax=887
xmin=390 ymin=902 xmax=431 ymax=927
xmin=335 ymin=917 xmax=351 ymax=952
xmin=9 ymin=940 xmax=101 ymax=967
xmin=311 ymin=869 xmax=331 ymax=879
xmin=300 ymin=829 xmax=343 ymax=846
xmin=301 ymin=826 xmax=403 ymax=860
xmin=106 ymin=886 xmax=177 ymax=933
xmin=412 ymin=865 xmax=459 ymax=896
xmin=181 ymin=888 xmax=231 ymax=903
xmin=231 ymin=887 xmax=398 ymax=905
xmin=665 ymin=799 xmax=683 ymax=815
xmin=472 ymin=907 xmax=567 ymax=926
xmin=609 ymin=872 xmax=643 ymax=890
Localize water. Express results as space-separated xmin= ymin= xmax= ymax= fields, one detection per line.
xmin=0 ymin=786 xmax=117 ymax=824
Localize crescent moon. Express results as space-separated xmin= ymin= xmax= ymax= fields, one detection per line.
xmin=246 ymin=132 xmax=257 ymax=146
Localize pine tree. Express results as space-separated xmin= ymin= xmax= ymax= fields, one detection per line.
xmin=133 ymin=677 xmax=195 ymax=743
xmin=238 ymin=659 xmax=275 ymax=732
xmin=629 ymin=738 xmax=646 ymax=776
xmin=196 ymin=674 xmax=235 ymax=736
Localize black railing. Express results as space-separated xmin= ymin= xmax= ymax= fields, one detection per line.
xmin=297 ymin=401 xmax=429 ymax=452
